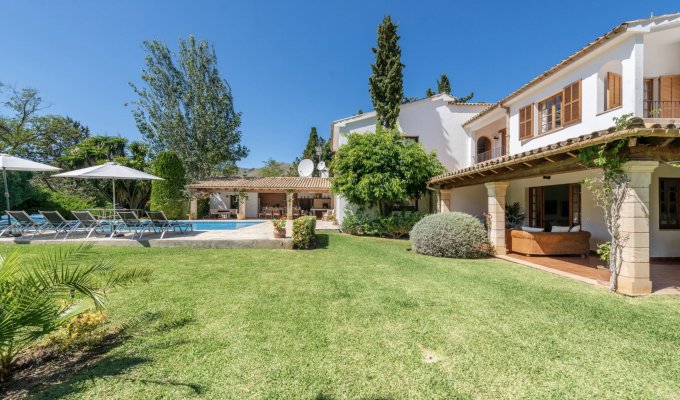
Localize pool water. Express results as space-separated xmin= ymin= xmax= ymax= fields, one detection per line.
xmin=190 ymin=221 xmax=262 ymax=231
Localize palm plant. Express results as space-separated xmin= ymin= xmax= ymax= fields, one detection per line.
xmin=505 ymin=202 xmax=526 ymax=228
xmin=0 ymin=244 xmax=152 ymax=381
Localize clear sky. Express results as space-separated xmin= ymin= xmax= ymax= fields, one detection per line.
xmin=1 ymin=0 xmax=677 ymax=168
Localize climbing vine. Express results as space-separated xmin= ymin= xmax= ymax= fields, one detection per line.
xmin=577 ymin=114 xmax=634 ymax=292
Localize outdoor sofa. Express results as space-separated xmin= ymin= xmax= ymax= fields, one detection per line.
xmin=509 ymin=228 xmax=591 ymax=257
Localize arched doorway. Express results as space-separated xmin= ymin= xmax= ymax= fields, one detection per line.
xmin=476 ymin=137 xmax=492 ymax=162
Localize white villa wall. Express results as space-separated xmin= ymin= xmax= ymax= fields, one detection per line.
xmin=451 ymin=184 xmax=488 ymax=218
xmin=650 ymin=163 xmax=680 ymax=257
xmin=505 ymin=35 xmax=642 ymax=156
xmin=209 ymin=191 xmax=259 ymax=218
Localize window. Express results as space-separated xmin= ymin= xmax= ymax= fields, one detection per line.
xmin=538 ymin=93 xmax=562 ymax=134
xmin=660 ymin=178 xmax=680 ymax=229
xmin=229 ymin=195 xmax=239 ymax=209
xmin=528 ymin=183 xmax=581 ymax=229
xmin=605 ymin=72 xmax=622 ymax=110
xmin=519 ymin=105 xmax=533 ymax=139
xmin=403 ymin=136 xmax=419 ymax=143
xmin=562 ymin=81 xmax=581 ymax=126
xmin=644 ymin=78 xmax=654 ymax=117
xmin=659 ymin=75 xmax=680 ymax=118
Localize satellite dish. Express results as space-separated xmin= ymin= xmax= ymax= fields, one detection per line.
xmin=298 ymin=159 xmax=314 ymax=177
xmin=317 ymin=161 xmax=326 ymax=170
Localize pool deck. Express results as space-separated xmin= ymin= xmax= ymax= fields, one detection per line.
xmin=0 ymin=219 xmax=339 ymax=249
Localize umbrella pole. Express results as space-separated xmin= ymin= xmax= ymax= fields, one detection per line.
xmin=3 ymin=167 xmax=9 ymax=224
xmin=112 ymin=178 xmax=116 ymax=219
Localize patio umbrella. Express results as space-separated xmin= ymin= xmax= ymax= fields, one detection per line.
xmin=52 ymin=162 xmax=162 ymax=217
xmin=0 ymin=153 xmax=61 ymax=213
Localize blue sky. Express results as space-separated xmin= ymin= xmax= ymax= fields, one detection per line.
xmin=1 ymin=0 xmax=676 ymax=168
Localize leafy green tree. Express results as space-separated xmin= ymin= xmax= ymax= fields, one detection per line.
xmin=0 ymin=244 xmax=152 ymax=380
xmin=369 ymin=16 xmax=404 ymax=129
xmin=437 ymin=74 xmax=451 ymax=95
xmin=150 ymin=151 xmax=187 ymax=218
xmin=425 ymin=88 xmax=435 ymax=97
xmin=0 ymin=84 xmax=45 ymax=154
xmin=259 ymin=158 xmax=287 ymax=177
xmin=331 ymin=129 xmax=443 ymax=215
xmin=130 ymin=35 xmax=249 ymax=181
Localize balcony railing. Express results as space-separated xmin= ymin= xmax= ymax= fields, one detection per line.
xmin=644 ymin=101 xmax=680 ymax=118
xmin=474 ymin=146 xmax=505 ymax=164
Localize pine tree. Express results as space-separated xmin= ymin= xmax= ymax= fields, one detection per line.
xmin=369 ymin=16 xmax=403 ymax=130
xmin=425 ymin=88 xmax=435 ymax=97
xmin=437 ymin=74 xmax=451 ymax=95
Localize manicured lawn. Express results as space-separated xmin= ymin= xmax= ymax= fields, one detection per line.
xmin=6 ymin=233 xmax=680 ymax=399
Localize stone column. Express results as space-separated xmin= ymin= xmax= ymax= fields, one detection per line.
xmin=237 ymin=193 xmax=247 ymax=220
xmin=440 ymin=189 xmax=453 ymax=213
xmin=189 ymin=195 xmax=198 ymax=220
xmin=617 ymin=161 xmax=658 ymax=295
xmin=485 ymin=182 xmax=510 ymax=255
xmin=286 ymin=191 xmax=294 ymax=220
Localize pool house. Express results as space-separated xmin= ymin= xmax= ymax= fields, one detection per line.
xmin=188 ymin=176 xmax=334 ymax=220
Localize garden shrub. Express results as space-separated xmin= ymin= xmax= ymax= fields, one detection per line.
xmin=293 ymin=216 xmax=317 ymax=249
xmin=48 ymin=310 xmax=109 ymax=350
xmin=410 ymin=212 xmax=493 ymax=258
xmin=340 ymin=209 xmax=424 ymax=238
xmin=150 ymin=151 xmax=187 ymax=219
xmin=197 ymin=197 xmax=210 ymax=219
xmin=20 ymin=189 xmax=96 ymax=218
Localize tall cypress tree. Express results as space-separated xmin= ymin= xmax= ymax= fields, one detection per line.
xmin=369 ymin=16 xmax=403 ymax=130
xmin=437 ymin=74 xmax=451 ymax=95
xmin=302 ymin=127 xmax=320 ymax=161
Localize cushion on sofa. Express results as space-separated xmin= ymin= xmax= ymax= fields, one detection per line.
xmin=569 ymin=224 xmax=581 ymax=232
xmin=551 ymin=225 xmax=570 ymax=232
xmin=521 ymin=226 xmax=544 ymax=233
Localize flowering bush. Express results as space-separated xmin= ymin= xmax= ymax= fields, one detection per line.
xmin=272 ymin=216 xmax=286 ymax=230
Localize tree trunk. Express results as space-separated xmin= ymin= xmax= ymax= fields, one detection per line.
xmin=609 ymin=239 xmax=617 ymax=292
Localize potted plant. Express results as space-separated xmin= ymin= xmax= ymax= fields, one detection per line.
xmin=272 ymin=215 xmax=287 ymax=238
xmin=504 ymin=202 xmax=525 ymax=229
xmin=595 ymin=242 xmax=610 ymax=285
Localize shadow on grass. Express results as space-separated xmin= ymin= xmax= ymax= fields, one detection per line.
xmin=315 ymin=233 xmax=330 ymax=249
xmin=3 ymin=313 xmax=201 ymax=400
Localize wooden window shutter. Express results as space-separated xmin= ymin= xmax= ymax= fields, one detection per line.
xmin=563 ymin=81 xmax=581 ymax=125
xmin=519 ymin=105 xmax=533 ymax=140
xmin=607 ymin=72 xmax=622 ymax=109
xmin=660 ymin=75 xmax=680 ymax=117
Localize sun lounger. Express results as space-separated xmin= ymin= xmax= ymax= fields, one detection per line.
xmin=3 ymin=211 xmax=49 ymax=238
xmin=71 ymin=210 xmax=110 ymax=239
xmin=115 ymin=211 xmax=154 ymax=239
xmin=145 ymin=211 xmax=193 ymax=239
xmin=39 ymin=211 xmax=81 ymax=239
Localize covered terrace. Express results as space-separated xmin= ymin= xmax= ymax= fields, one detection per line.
xmin=188 ymin=176 xmax=334 ymax=220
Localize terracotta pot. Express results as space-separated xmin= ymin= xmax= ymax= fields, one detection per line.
xmin=273 ymin=228 xmax=286 ymax=238
xmin=237 ymin=213 xmax=245 ymax=220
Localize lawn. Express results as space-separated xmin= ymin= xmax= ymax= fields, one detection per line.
xmin=5 ymin=232 xmax=680 ymax=399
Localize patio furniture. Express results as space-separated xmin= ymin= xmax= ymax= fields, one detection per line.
xmin=258 ymin=207 xmax=267 ymax=218
xmin=209 ymin=208 xmax=221 ymax=219
xmin=115 ymin=211 xmax=154 ymax=239
xmin=510 ymin=229 xmax=591 ymax=257
xmin=39 ymin=210 xmax=80 ymax=239
xmin=2 ymin=211 xmax=48 ymax=238
xmin=145 ymin=211 xmax=193 ymax=239
xmin=72 ymin=210 xmax=111 ymax=239
xmin=322 ymin=209 xmax=335 ymax=221
xmin=218 ymin=210 xmax=231 ymax=219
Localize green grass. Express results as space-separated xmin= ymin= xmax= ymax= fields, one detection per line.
xmin=7 ymin=233 xmax=680 ymax=399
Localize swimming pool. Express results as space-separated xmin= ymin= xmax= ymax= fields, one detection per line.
xmin=190 ymin=221 xmax=263 ymax=231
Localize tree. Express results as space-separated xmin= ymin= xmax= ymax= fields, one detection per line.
xmin=302 ymin=127 xmax=320 ymax=161
xmin=369 ymin=16 xmax=404 ymax=129
xmin=425 ymin=88 xmax=435 ymax=97
xmin=437 ymin=74 xmax=451 ymax=95
xmin=0 ymin=244 xmax=152 ymax=380
xmin=578 ymin=114 xmax=634 ymax=292
xmin=456 ymin=92 xmax=475 ymax=103
xmin=130 ymin=36 xmax=249 ymax=181
xmin=259 ymin=158 xmax=287 ymax=177
xmin=0 ymin=85 xmax=46 ymax=154
xmin=332 ymin=129 xmax=443 ymax=215
xmin=291 ymin=127 xmax=333 ymax=177
xmin=151 ymin=151 xmax=187 ymax=218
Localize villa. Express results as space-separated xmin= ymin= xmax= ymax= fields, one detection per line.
xmin=331 ymin=13 xmax=680 ymax=295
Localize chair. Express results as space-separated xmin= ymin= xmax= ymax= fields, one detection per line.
xmin=258 ymin=207 xmax=267 ymax=219
xmin=322 ymin=209 xmax=335 ymax=221
xmin=292 ymin=208 xmax=301 ymax=218
xmin=209 ymin=208 xmax=220 ymax=219
xmin=145 ymin=211 xmax=193 ymax=239
xmin=2 ymin=211 xmax=48 ymax=238
xmin=115 ymin=211 xmax=154 ymax=239
xmin=39 ymin=211 xmax=80 ymax=239
xmin=72 ymin=210 xmax=111 ymax=239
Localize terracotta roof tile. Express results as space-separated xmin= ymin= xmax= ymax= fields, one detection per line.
xmin=188 ymin=176 xmax=331 ymax=191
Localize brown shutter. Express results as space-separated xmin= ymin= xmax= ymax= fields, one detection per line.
xmin=660 ymin=75 xmax=680 ymax=117
xmin=562 ymin=81 xmax=581 ymax=125
xmin=519 ymin=105 xmax=533 ymax=140
xmin=607 ymin=72 xmax=622 ymax=109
